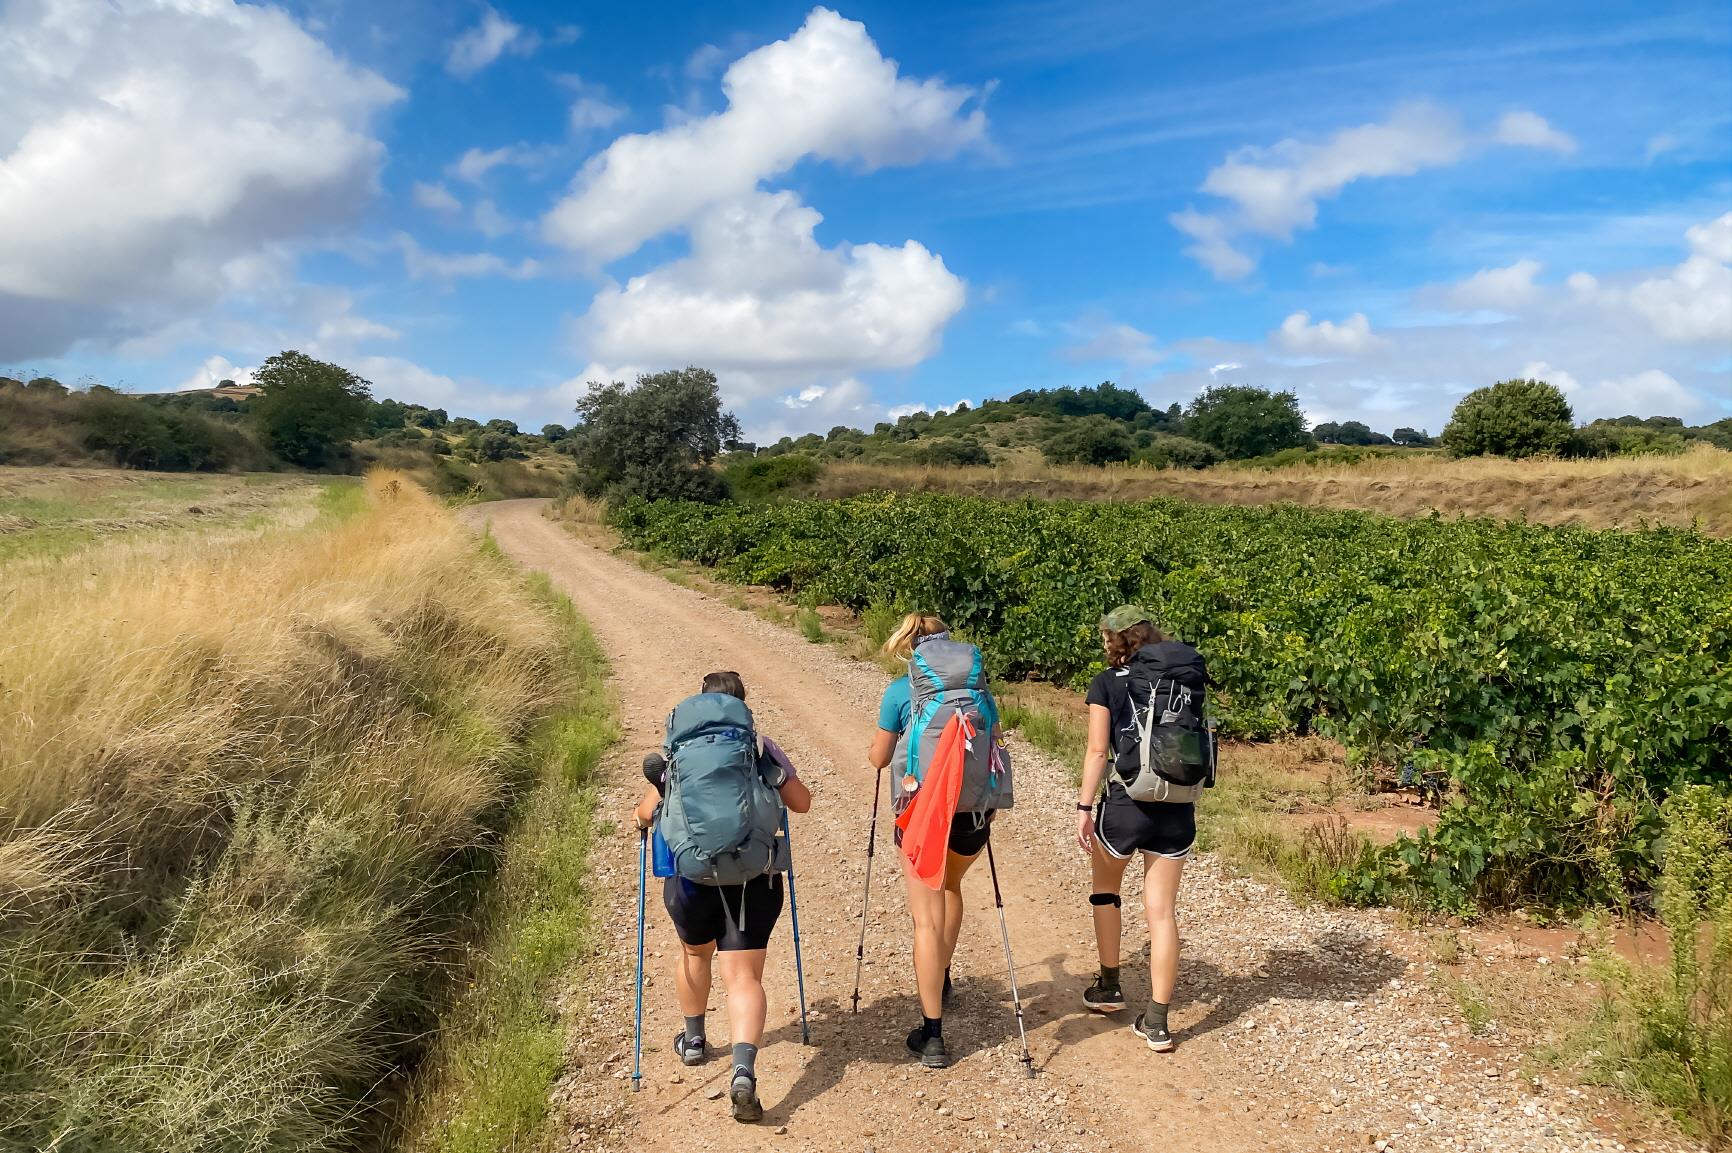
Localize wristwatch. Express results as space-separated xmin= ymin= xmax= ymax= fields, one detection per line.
xmin=1075 ymin=803 xmax=1093 ymax=812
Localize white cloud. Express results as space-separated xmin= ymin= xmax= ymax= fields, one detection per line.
xmin=1686 ymin=213 xmax=1732 ymax=265
xmin=1061 ymin=318 xmax=1164 ymax=367
xmin=579 ymin=190 xmax=965 ymax=381
xmin=1522 ymin=362 xmax=1698 ymax=422
xmin=413 ymin=181 xmax=462 ymax=214
xmin=1274 ymin=310 xmax=1382 ymax=355
xmin=177 ymin=354 xmax=255 ymax=392
xmin=1624 ymin=215 xmax=1732 ymax=342
xmin=1645 ymin=133 xmax=1679 ymax=162
xmin=784 ymin=384 xmax=828 ymax=407
xmin=394 ymin=233 xmax=539 ymax=282
xmin=570 ymin=96 xmax=625 ymax=134
xmin=473 ymin=198 xmax=514 ymax=238
xmin=1209 ymin=362 xmax=1242 ymax=377
xmin=686 ymin=43 xmax=729 ymax=80
xmin=542 ymin=7 xmax=986 ymax=263
xmin=450 ymin=143 xmax=540 ymax=183
xmin=1494 ymin=111 xmax=1576 ymax=154
xmin=0 ymin=0 xmax=401 ymax=360
xmin=1174 ymin=102 xmax=1580 ymax=279
xmin=446 ymin=5 xmax=534 ymax=78
xmin=886 ymin=403 xmax=927 ymax=419
xmin=1446 ymin=259 xmax=1545 ymax=312
xmin=353 ymin=354 xmax=529 ymax=415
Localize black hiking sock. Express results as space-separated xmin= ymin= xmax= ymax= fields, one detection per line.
xmin=923 ymin=1015 xmax=943 ymax=1040
xmin=1099 ymin=965 xmax=1121 ymax=992
xmin=1146 ymin=1000 xmax=1169 ymax=1034
xmin=732 ymin=1042 xmax=758 ymax=1079
xmin=684 ymin=1015 xmax=706 ymax=1046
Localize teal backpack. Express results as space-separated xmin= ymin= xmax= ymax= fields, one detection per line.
xmin=902 ymin=637 xmax=1013 ymax=812
xmin=659 ymin=693 xmax=784 ymax=886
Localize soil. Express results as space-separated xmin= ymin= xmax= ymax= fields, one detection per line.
xmin=462 ymin=499 xmax=1703 ymax=1153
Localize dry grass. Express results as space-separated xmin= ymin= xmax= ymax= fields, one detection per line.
xmin=814 ymin=443 xmax=1732 ymax=534
xmin=0 ymin=471 xmax=583 ymax=1152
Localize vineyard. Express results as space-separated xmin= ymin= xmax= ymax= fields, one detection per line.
xmin=614 ymin=493 xmax=1732 ymax=912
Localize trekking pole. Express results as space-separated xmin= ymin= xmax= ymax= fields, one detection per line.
xmin=985 ymin=839 xmax=1034 ymax=1077
xmin=631 ymin=825 xmax=647 ymax=1093
xmin=850 ymin=762 xmax=885 ymax=1014
xmin=781 ymin=811 xmax=811 ymax=1044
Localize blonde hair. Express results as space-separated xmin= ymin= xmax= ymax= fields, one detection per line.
xmin=880 ymin=612 xmax=947 ymax=662
xmin=1101 ymin=620 xmax=1165 ymax=667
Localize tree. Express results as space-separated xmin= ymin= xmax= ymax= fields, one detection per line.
xmin=25 ymin=376 xmax=67 ymax=394
xmin=1392 ymin=427 xmax=1434 ymax=447
xmin=1184 ymin=385 xmax=1310 ymax=459
xmin=485 ymin=418 xmax=520 ymax=437
xmin=472 ymin=430 xmax=523 ymax=461
xmin=1441 ymin=378 xmax=1573 ymax=459
xmin=449 ymin=416 xmax=481 ymax=433
xmin=1040 ymin=415 xmax=1135 ymax=465
xmin=1313 ymin=421 xmax=1343 ymax=444
xmin=251 ymin=350 xmax=371 ymax=467
xmin=415 ymin=407 xmax=449 ymax=429
xmin=571 ymin=367 xmax=741 ymax=502
xmin=541 ymin=423 xmax=569 ymax=442
xmin=367 ymin=398 xmax=408 ymax=434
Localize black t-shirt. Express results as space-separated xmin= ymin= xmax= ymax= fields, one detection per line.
xmin=1085 ymin=666 xmax=1143 ymax=787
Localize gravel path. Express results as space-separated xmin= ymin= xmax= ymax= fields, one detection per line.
xmin=463 ymin=499 xmax=1699 ymax=1153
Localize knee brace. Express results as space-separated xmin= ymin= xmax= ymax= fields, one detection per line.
xmin=1089 ymin=893 xmax=1122 ymax=908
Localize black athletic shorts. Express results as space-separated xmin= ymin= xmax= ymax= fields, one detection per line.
xmin=662 ymin=873 xmax=784 ymax=952
xmin=1095 ymin=786 xmax=1195 ymax=860
xmin=892 ymin=810 xmax=994 ymax=857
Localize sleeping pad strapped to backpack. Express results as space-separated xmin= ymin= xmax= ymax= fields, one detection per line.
xmin=658 ymin=692 xmax=784 ymax=886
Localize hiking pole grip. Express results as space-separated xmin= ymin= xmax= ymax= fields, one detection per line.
xmin=781 ymin=811 xmax=811 ymax=1045
xmin=632 ymin=826 xmax=647 ymax=1093
xmin=851 ymin=762 xmax=884 ymax=1015
xmin=985 ymin=839 xmax=1034 ymax=1078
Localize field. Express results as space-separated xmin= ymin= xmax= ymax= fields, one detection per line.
xmin=612 ymin=491 xmax=1732 ymax=913
xmin=0 ymin=471 xmax=610 ymax=1152
xmin=806 ymin=445 xmax=1732 ymax=535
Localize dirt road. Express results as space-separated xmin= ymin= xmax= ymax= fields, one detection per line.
xmin=463 ymin=499 xmax=1691 ymax=1153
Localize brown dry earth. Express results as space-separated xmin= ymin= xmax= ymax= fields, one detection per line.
xmin=463 ymin=499 xmax=1701 ymax=1153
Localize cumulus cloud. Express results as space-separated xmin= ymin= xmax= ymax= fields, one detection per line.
xmin=580 ymin=190 xmax=965 ymax=381
xmin=451 ymin=143 xmax=541 ymax=183
xmin=393 ymin=233 xmax=539 ymax=282
xmin=1624 ymin=213 xmax=1732 ymax=343
xmin=0 ymin=0 xmax=401 ymax=359
xmin=1060 ymin=317 xmax=1164 ymax=367
xmin=413 ymin=181 xmax=462 ymax=214
xmin=177 ymin=354 xmax=256 ymax=392
xmin=446 ymin=5 xmax=535 ymax=77
xmin=1446 ymin=259 xmax=1545 ymax=312
xmin=542 ymin=7 xmax=986 ymax=263
xmin=1520 ymin=361 xmax=1698 ymax=422
xmin=1273 ymin=311 xmax=1382 ymax=355
xmin=1173 ymin=103 xmax=1578 ymax=279
xmin=1494 ymin=111 xmax=1576 ymax=154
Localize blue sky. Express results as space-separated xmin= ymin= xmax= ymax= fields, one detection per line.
xmin=2 ymin=0 xmax=1728 ymax=439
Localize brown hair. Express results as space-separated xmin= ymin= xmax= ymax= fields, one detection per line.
xmin=879 ymin=612 xmax=947 ymax=662
xmin=1101 ymin=621 xmax=1166 ymax=668
xmin=701 ymin=670 xmax=747 ymax=700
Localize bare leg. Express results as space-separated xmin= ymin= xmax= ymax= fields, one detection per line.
xmin=674 ymin=940 xmax=716 ymax=1018
xmin=939 ymin=849 xmax=981 ymax=971
xmin=1143 ymin=853 xmax=1186 ymax=1003
xmin=902 ymin=856 xmax=947 ymax=1018
xmin=717 ymin=948 xmax=770 ymax=1047
xmin=1090 ymin=842 xmax=1132 ymax=968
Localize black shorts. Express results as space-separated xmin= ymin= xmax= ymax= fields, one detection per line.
xmin=1096 ymin=788 xmax=1195 ymax=860
xmin=663 ymin=873 xmax=784 ymax=952
xmin=892 ymin=810 xmax=994 ymax=857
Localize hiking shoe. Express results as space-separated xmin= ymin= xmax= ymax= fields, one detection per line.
xmin=672 ymin=1031 xmax=707 ymax=1066
xmin=1132 ymin=1013 xmax=1174 ymax=1052
xmin=1083 ymin=979 xmax=1125 ymax=1013
xmin=729 ymin=1068 xmax=763 ymax=1123
xmin=906 ymin=1025 xmax=949 ymax=1069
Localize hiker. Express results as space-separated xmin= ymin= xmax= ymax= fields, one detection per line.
xmin=866 ymin=613 xmax=1012 ymax=1068
xmin=1075 ymin=606 xmax=1213 ymax=1052
xmin=633 ymin=670 xmax=811 ymax=1123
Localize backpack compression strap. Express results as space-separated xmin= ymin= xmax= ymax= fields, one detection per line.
xmin=906 ymin=647 xmax=990 ymax=783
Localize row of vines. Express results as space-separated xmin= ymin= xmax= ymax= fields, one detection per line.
xmin=614 ymin=493 xmax=1732 ymax=912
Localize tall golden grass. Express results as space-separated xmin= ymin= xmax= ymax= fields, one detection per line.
xmin=0 ymin=472 xmax=578 ymax=1151
xmin=814 ymin=443 xmax=1732 ymax=534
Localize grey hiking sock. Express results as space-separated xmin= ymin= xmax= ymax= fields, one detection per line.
xmin=1146 ymin=1000 xmax=1169 ymax=1033
xmin=732 ymin=1042 xmax=758 ymax=1078
xmin=1099 ymin=965 xmax=1121 ymax=992
xmin=684 ymin=1015 xmax=706 ymax=1045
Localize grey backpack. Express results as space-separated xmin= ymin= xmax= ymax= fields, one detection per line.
xmin=659 ymin=693 xmax=784 ymax=885
xmin=904 ymin=637 xmax=1013 ymax=812
xmin=1119 ymin=641 xmax=1215 ymax=803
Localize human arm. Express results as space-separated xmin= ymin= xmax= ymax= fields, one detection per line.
xmin=631 ymin=782 xmax=659 ymax=831
xmin=1076 ymin=704 xmax=1112 ymax=852
xmin=867 ymin=727 xmax=896 ymax=770
xmin=779 ymin=776 xmax=812 ymax=814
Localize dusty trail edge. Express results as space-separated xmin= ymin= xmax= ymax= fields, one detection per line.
xmin=462 ymin=498 xmax=1696 ymax=1153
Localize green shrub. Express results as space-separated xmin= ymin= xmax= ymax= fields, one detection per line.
xmin=1041 ymin=415 xmax=1135 ymax=465
xmin=726 ymin=454 xmax=821 ymax=500
xmin=1133 ymin=434 xmax=1221 ymax=470
xmin=1442 ymin=378 xmax=1574 ymax=459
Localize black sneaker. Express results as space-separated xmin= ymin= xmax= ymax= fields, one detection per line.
xmin=1083 ymin=979 xmax=1125 ymax=1013
xmin=729 ymin=1068 xmax=763 ymax=1122
xmin=672 ymin=1031 xmax=707 ymax=1066
xmin=906 ymin=1025 xmax=949 ymax=1068
xmin=1132 ymin=1013 xmax=1174 ymax=1052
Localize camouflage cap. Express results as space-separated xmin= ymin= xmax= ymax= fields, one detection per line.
xmin=1100 ymin=604 xmax=1154 ymax=632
